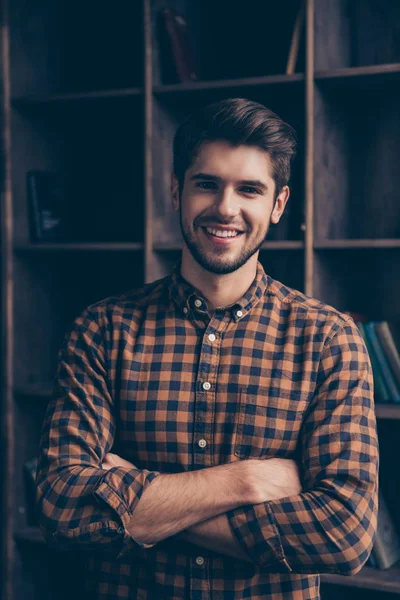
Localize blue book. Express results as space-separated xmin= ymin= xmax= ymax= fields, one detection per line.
xmin=357 ymin=322 xmax=390 ymax=403
xmin=365 ymin=322 xmax=400 ymax=403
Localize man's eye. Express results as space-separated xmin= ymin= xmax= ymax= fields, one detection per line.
xmin=196 ymin=181 xmax=217 ymax=190
xmin=240 ymin=186 xmax=260 ymax=195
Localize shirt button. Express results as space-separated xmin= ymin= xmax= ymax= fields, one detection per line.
xmin=236 ymin=310 xmax=243 ymax=318
xmin=202 ymin=381 xmax=211 ymax=391
xmin=196 ymin=556 xmax=205 ymax=565
xmin=183 ymin=307 xmax=188 ymax=314
xmin=194 ymin=299 xmax=202 ymax=308
xmin=208 ymin=333 xmax=216 ymax=342
xmin=198 ymin=439 xmax=207 ymax=449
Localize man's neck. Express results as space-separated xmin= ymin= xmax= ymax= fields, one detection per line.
xmin=180 ymin=248 xmax=259 ymax=311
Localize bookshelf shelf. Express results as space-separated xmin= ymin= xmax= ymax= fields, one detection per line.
xmin=14 ymin=243 xmax=144 ymax=252
xmin=314 ymin=239 xmax=400 ymax=250
xmin=315 ymin=63 xmax=400 ymax=85
xmin=14 ymin=528 xmax=46 ymax=545
xmin=12 ymin=87 xmax=144 ymax=108
xmin=375 ymin=404 xmax=400 ymax=420
xmin=153 ymin=73 xmax=304 ymax=95
xmin=261 ymin=241 xmax=304 ymax=250
xmin=15 ymin=384 xmax=53 ymax=399
xmin=321 ymin=562 xmax=400 ymax=594
xmin=153 ymin=241 xmax=304 ymax=251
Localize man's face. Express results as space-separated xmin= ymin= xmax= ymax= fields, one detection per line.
xmin=172 ymin=141 xmax=289 ymax=275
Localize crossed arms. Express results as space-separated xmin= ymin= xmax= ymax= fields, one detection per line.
xmin=102 ymin=452 xmax=302 ymax=563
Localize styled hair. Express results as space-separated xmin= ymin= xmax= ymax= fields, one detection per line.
xmin=173 ymin=97 xmax=298 ymax=198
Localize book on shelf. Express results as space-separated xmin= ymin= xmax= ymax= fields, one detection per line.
xmin=157 ymin=8 xmax=200 ymax=84
xmin=364 ymin=322 xmax=400 ymax=403
xmin=23 ymin=456 xmax=39 ymax=526
xmin=286 ymin=0 xmax=305 ymax=75
xmin=356 ymin=321 xmax=391 ymax=404
xmin=350 ymin=314 xmax=400 ymax=404
xmin=372 ymin=490 xmax=400 ymax=570
xmin=374 ymin=321 xmax=400 ymax=390
xmin=27 ymin=170 xmax=69 ymax=243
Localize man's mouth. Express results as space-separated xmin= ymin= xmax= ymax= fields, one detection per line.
xmin=200 ymin=226 xmax=245 ymax=244
xmin=204 ymin=227 xmax=241 ymax=238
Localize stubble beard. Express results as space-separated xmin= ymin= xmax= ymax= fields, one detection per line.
xmin=179 ymin=213 xmax=270 ymax=275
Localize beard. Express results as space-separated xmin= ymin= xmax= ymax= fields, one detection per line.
xmin=179 ymin=213 xmax=270 ymax=275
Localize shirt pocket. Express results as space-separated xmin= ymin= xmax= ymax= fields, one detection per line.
xmin=233 ymin=389 xmax=308 ymax=459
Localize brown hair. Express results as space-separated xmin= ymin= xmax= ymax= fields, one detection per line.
xmin=173 ymin=97 xmax=297 ymax=198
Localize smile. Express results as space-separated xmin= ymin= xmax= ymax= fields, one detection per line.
xmin=205 ymin=227 xmax=240 ymax=238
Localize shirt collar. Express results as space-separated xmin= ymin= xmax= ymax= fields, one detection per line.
xmin=169 ymin=259 xmax=269 ymax=321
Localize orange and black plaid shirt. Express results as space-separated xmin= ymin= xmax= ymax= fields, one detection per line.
xmin=36 ymin=261 xmax=378 ymax=600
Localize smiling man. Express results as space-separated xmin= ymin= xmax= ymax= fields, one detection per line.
xmin=36 ymin=98 xmax=378 ymax=600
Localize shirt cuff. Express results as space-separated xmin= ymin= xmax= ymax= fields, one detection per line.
xmin=94 ymin=466 xmax=160 ymax=558
xmin=227 ymin=502 xmax=292 ymax=572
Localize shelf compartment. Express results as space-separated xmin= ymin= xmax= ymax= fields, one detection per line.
xmin=151 ymin=0 xmax=304 ymax=87
xmin=9 ymin=0 xmax=144 ymax=97
xmin=12 ymin=98 xmax=145 ymax=246
xmin=314 ymin=87 xmax=400 ymax=241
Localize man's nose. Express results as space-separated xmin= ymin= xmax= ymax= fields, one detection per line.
xmin=214 ymin=189 xmax=240 ymax=218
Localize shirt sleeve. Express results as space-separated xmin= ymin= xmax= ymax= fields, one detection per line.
xmin=35 ymin=306 xmax=161 ymax=559
xmin=227 ymin=317 xmax=379 ymax=575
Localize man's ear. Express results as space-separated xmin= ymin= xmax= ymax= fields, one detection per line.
xmin=171 ymin=174 xmax=180 ymax=212
xmin=271 ymin=186 xmax=290 ymax=224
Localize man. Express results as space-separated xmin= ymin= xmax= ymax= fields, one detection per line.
xmin=36 ymin=98 xmax=378 ymax=600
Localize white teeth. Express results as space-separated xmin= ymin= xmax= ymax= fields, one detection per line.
xmin=206 ymin=227 xmax=239 ymax=238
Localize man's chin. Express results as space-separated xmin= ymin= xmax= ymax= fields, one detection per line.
xmin=190 ymin=249 xmax=252 ymax=275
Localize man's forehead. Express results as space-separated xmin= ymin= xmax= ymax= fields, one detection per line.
xmin=190 ymin=141 xmax=274 ymax=180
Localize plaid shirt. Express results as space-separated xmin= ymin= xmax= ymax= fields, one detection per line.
xmin=36 ymin=261 xmax=378 ymax=600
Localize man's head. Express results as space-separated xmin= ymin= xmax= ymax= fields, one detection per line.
xmin=171 ymin=98 xmax=297 ymax=275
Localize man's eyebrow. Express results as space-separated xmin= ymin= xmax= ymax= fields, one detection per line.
xmin=190 ymin=172 xmax=268 ymax=191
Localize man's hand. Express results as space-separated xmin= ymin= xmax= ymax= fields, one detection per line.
xmin=240 ymin=457 xmax=302 ymax=504
xmin=102 ymin=452 xmax=136 ymax=471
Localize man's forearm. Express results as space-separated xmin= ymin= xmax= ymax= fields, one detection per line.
xmin=180 ymin=513 xmax=253 ymax=563
xmin=127 ymin=461 xmax=250 ymax=545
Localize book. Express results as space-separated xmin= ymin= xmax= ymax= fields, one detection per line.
xmin=286 ymin=1 xmax=305 ymax=75
xmin=27 ymin=171 xmax=69 ymax=242
xmin=374 ymin=321 xmax=400 ymax=390
xmin=373 ymin=490 xmax=400 ymax=570
xmin=366 ymin=550 xmax=378 ymax=568
xmin=365 ymin=322 xmax=400 ymax=403
xmin=356 ymin=321 xmax=390 ymax=404
xmin=24 ymin=456 xmax=39 ymax=526
xmin=157 ymin=8 xmax=200 ymax=84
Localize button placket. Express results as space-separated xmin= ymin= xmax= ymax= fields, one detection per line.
xmin=193 ymin=313 xmax=227 ymax=469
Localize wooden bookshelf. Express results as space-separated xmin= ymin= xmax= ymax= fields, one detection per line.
xmin=1 ymin=0 xmax=400 ymax=599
